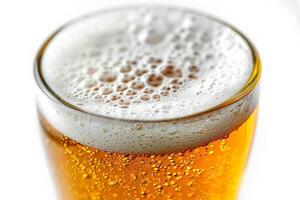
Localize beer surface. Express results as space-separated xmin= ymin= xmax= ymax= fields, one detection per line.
xmin=38 ymin=7 xmax=256 ymax=154
xmin=41 ymin=108 xmax=257 ymax=200
xmin=42 ymin=7 xmax=252 ymax=120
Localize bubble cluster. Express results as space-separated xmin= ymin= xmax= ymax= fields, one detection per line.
xmin=42 ymin=7 xmax=253 ymax=120
xmin=38 ymin=7 xmax=257 ymax=154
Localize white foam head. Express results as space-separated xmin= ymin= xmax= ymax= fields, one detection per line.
xmin=37 ymin=6 xmax=258 ymax=154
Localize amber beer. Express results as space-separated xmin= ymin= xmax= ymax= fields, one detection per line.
xmin=40 ymin=109 xmax=258 ymax=200
xmin=35 ymin=6 xmax=261 ymax=200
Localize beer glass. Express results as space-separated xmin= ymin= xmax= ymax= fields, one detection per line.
xmin=34 ymin=6 xmax=261 ymax=200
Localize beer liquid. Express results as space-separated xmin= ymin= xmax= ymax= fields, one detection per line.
xmin=40 ymin=108 xmax=257 ymax=200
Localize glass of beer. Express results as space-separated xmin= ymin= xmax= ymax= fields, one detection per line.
xmin=34 ymin=6 xmax=261 ymax=200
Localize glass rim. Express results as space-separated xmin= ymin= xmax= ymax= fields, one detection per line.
xmin=34 ymin=5 xmax=261 ymax=123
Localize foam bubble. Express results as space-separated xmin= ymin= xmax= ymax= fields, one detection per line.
xmin=38 ymin=6 xmax=258 ymax=154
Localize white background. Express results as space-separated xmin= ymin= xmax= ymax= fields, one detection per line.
xmin=0 ymin=0 xmax=300 ymax=199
